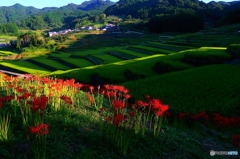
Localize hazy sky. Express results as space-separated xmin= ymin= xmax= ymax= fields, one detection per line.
xmin=0 ymin=0 xmax=237 ymax=9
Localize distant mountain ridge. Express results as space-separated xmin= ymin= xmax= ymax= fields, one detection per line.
xmin=0 ymin=0 xmax=115 ymax=24
xmin=104 ymin=0 xmax=240 ymax=18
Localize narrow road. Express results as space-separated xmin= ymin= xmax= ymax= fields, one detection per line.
xmin=0 ymin=69 xmax=31 ymax=78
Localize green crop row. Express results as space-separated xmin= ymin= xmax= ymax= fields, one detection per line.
xmin=123 ymin=64 xmax=240 ymax=116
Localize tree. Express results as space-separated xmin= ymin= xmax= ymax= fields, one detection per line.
xmin=5 ymin=23 xmax=18 ymax=33
xmin=100 ymin=13 xmax=107 ymax=20
xmin=16 ymin=32 xmax=47 ymax=49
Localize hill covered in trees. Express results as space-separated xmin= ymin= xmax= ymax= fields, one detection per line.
xmin=0 ymin=0 xmax=115 ymax=30
xmin=104 ymin=0 xmax=240 ymax=24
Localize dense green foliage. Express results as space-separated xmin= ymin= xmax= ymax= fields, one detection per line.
xmin=0 ymin=0 xmax=115 ymax=30
xmin=9 ymin=32 xmax=56 ymax=52
xmin=0 ymin=23 xmax=18 ymax=33
xmin=104 ymin=0 xmax=240 ymax=28
xmin=227 ymin=44 xmax=240 ymax=58
xmin=104 ymin=0 xmax=207 ymax=18
xmin=148 ymin=13 xmax=204 ymax=33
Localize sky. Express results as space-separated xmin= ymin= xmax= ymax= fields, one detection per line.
xmin=0 ymin=0 xmax=237 ymax=9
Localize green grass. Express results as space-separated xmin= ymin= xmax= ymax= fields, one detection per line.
xmin=0 ymin=51 xmax=17 ymax=55
xmin=31 ymin=58 xmax=71 ymax=70
xmin=51 ymin=54 xmax=168 ymax=83
xmin=114 ymin=49 xmax=147 ymax=58
xmin=130 ymin=45 xmax=174 ymax=54
xmin=61 ymin=58 xmax=94 ymax=68
xmin=123 ymin=64 xmax=240 ymax=116
xmin=0 ymin=62 xmax=50 ymax=74
xmin=92 ymin=54 xmax=122 ymax=64
xmin=146 ymin=41 xmax=196 ymax=49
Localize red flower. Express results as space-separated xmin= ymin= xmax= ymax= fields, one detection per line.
xmin=105 ymin=92 xmax=116 ymax=98
xmin=17 ymin=93 xmax=31 ymax=100
xmin=155 ymin=111 xmax=164 ymax=116
xmin=178 ymin=113 xmax=190 ymax=119
xmin=133 ymin=101 xmax=148 ymax=107
xmin=113 ymin=114 xmax=125 ymax=125
xmin=112 ymin=101 xmax=125 ymax=109
xmin=0 ymin=96 xmax=14 ymax=102
xmin=145 ymin=95 xmax=151 ymax=99
xmin=122 ymin=89 xmax=129 ymax=94
xmin=60 ymin=95 xmax=70 ymax=100
xmin=65 ymin=100 xmax=72 ymax=104
xmin=105 ymin=117 xmax=112 ymax=122
xmin=8 ymin=84 xmax=15 ymax=88
xmin=30 ymin=96 xmax=48 ymax=111
xmin=100 ymin=108 xmax=107 ymax=111
xmin=30 ymin=124 xmax=49 ymax=135
xmin=233 ymin=135 xmax=240 ymax=146
xmin=191 ymin=111 xmax=208 ymax=120
xmin=149 ymin=99 xmax=163 ymax=110
xmin=128 ymin=112 xmax=136 ymax=116
xmin=124 ymin=94 xmax=131 ymax=99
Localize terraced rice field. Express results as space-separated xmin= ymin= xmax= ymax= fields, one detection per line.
xmin=0 ymin=39 xmax=194 ymax=75
xmin=123 ymin=64 xmax=240 ymax=116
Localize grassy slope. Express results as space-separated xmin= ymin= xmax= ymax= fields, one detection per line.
xmin=51 ymin=47 xmax=229 ymax=83
xmin=0 ymin=62 xmax=50 ymax=74
xmin=122 ymin=64 xmax=240 ymax=116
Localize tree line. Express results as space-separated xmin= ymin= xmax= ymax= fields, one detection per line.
xmin=0 ymin=23 xmax=18 ymax=34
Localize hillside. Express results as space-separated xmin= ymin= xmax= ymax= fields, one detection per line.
xmin=0 ymin=0 xmax=115 ymax=29
xmin=104 ymin=0 xmax=240 ymax=25
xmin=104 ymin=0 xmax=208 ymax=17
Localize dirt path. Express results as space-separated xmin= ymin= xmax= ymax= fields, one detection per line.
xmin=0 ymin=69 xmax=30 ymax=78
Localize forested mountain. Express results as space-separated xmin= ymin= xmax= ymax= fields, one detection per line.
xmin=104 ymin=0 xmax=209 ymax=18
xmin=0 ymin=3 xmax=40 ymax=23
xmin=104 ymin=0 xmax=240 ymax=19
xmin=0 ymin=0 xmax=115 ymax=29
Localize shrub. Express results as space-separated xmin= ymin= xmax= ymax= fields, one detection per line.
xmin=227 ymin=44 xmax=240 ymax=59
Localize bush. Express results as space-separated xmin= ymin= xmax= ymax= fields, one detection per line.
xmin=227 ymin=44 xmax=240 ymax=59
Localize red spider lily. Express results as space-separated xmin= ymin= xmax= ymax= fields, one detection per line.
xmin=60 ymin=96 xmax=70 ymax=101
xmin=155 ymin=111 xmax=164 ymax=116
xmin=145 ymin=95 xmax=151 ymax=99
xmin=105 ymin=92 xmax=116 ymax=98
xmin=17 ymin=93 xmax=32 ymax=100
xmin=8 ymin=84 xmax=15 ymax=88
xmin=15 ymin=87 xmax=26 ymax=93
xmin=105 ymin=117 xmax=112 ymax=122
xmin=191 ymin=111 xmax=208 ymax=120
xmin=128 ymin=112 xmax=136 ymax=116
xmin=178 ymin=113 xmax=190 ymax=119
xmin=113 ymin=114 xmax=126 ymax=125
xmin=65 ymin=100 xmax=72 ymax=104
xmin=122 ymin=89 xmax=129 ymax=94
xmin=124 ymin=94 xmax=131 ymax=99
xmin=104 ymin=85 xmax=110 ymax=90
xmin=100 ymin=108 xmax=107 ymax=111
xmin=73 ymin=90 xmax=78 ymax=93
xmin=233 ymin=135 xmax=240 ymax=146
xmin=212 ymin=113 xmax=240 ymax=127
xmin=87 ymin=96 xmax=93 ymax=100
xmin=112 ymin=101 xmax=126 ymax=109
xmin=85 ymin=92 xmax=90 ymax=96
xmin=30 ymin=124 xmax=49 ymax=135
xmin=0 ymin=96 xmax=14 ymax=102
xmin=30 ymin=96 xmax=48 ymax=112
xmin=149 ymin=99 xmax=163 ymax=110
xmin=133 ymin=101 xmax=148 ymax=107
